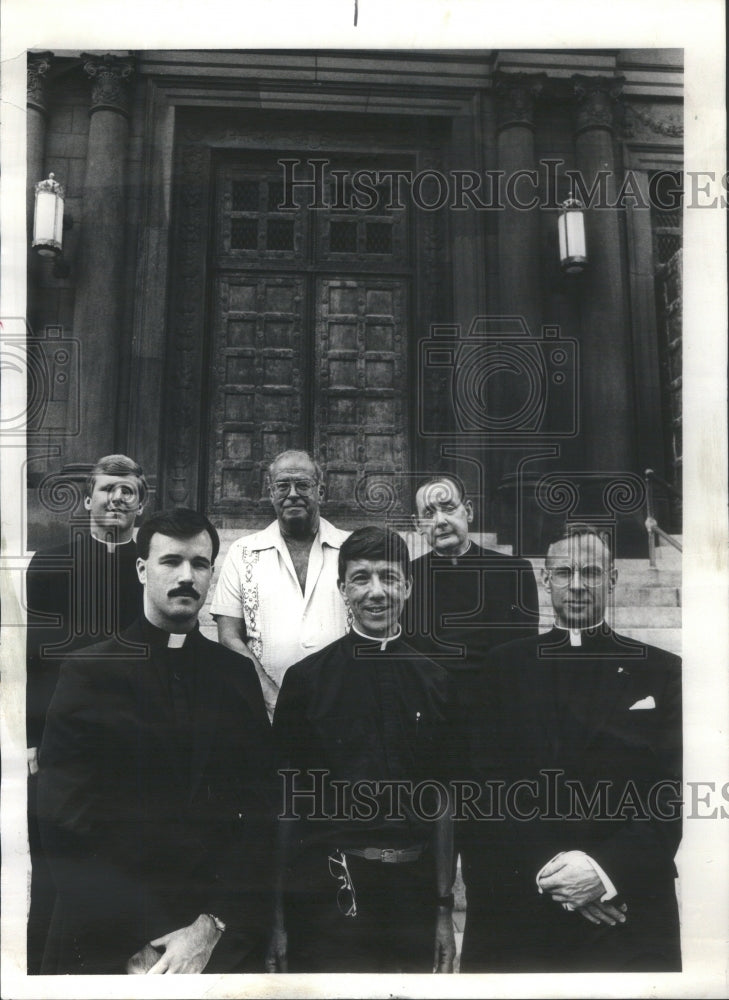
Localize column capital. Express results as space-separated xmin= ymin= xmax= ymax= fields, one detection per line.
xmin=27 ymin=51 xmax=53 ymax=115
xmin=494 ymin=72 xmax=546 ymax=132
xmin=82 ymin=53 xmax=135 ymax=117
xmin=572 ymin=75 xmax=625 ymax=134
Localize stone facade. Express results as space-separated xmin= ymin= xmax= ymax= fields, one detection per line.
xmin=26 ymin=49 xmax=683 ymax=553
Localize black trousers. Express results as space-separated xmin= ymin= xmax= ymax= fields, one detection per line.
xmin=285 ymin=849 xmax=435 ymax=973
xmin=27 ymin=776 xmax=56 ymax=974
xmin=461 ymin=886 xmax=681 ymax=973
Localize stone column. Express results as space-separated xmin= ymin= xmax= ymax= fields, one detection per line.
xmin=68 ymin=53 xmax=134 ymax=464
xmin=495 ymin=72 xmax=545 ymax=336
xmin=27 ymin=53 xmax=52 ymax=245
xmin=571 ymin=75 xmax=634 ymax=472
xmin=490 ymin=74 xmax=545 ymax=508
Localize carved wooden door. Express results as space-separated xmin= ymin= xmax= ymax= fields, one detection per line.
xmin=207 ymin=157 xmax=412 ymax=524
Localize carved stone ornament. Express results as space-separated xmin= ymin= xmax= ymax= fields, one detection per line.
xmin=82 ymin=53 xmax=135 ymax=117
xmin=572 ymin=75 xmax=625 ymax=134
xmin=27 ymin=52 xmax=53 ymax=115
xmin=494 ymin=72 xmax=546 ymax=132
xmin=622 ymin=103 xmax=684 ymax=140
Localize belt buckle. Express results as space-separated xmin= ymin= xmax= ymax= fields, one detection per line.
xmin=380 ymin=848 xmax=397 ymax=863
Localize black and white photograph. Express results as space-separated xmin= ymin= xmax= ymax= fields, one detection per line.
xmin=1 ymin=1 xmax=726 ymax=997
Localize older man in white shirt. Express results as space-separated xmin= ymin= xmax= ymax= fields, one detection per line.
xmin=211 ymin=451 xmax=349 ymax=717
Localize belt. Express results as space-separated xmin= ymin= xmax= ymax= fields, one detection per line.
xmin=344 ymin=844 xmax=425 ymax=864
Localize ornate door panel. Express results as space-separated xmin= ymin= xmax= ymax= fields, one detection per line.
xmin=208 ymin=273 xmax=306 ymax=511
xmin=315 ymin=278 xmax=409 ymax=514
xmin=204 ymin=150 xmax=419 ymax=525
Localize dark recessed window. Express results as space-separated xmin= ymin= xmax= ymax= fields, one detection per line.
xmin=330 ymin=220 xmax=357 ymax=253
xmin=365 ymin=222 xmax=392 ymax=254
xmin=267 ymin=219 xmax=295 ymax=251
xmin=268 ymin=181 xmax=286 ymax=211
xmin=231 ymin=180 xmax=259 ymax=212
xmin=231 ymin=218 xmax=258 ymax=250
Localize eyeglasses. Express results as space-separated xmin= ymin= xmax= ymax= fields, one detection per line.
xmin=270 ymin=478 xmax=318 ymax=498
xmin=328 ymin=850 xmax=357 ymax=918
xmin=547 ymin=564 xmax=607 ymax=588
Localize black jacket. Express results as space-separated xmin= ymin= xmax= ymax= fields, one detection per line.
xmin=460 ymin=625 xmax=682 ymax=972
xmin=26 ymin=533 xmax=143 ymax=747
xmin=38 ymin=618 xmax=275 ymax=974
xmin=405 ymin=542 xmax=539 ymax=675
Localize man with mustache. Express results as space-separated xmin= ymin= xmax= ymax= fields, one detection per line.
xmin=460 ymin=522 xmax=682 ymax=971
xmin=211 ymin=450 xmax=349 ymax=718
xmin=38 ymin=508 xmax=274 ymax=974
xmin=267 ymin=527 xmax=457 ymax=974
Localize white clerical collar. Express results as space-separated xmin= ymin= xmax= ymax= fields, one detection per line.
xmin=90 ymin=533 xmax=134 ymax=554
xmin=554 ymin=621 xmax=606 ymax=647
xmin=432 ymin=539 xmax=471 ymax=562
xmin=352 ymin=623 xmax=402 ymax=651
xmin=167 ymin=632 xmax=188 ymax=648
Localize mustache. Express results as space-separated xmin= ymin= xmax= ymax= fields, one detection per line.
xmin=168 ymin=585 xmax=200 ymax=599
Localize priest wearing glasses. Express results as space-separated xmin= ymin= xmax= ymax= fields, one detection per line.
xmin=460 ymin=522 xmax=682 ymax=972
xmin=211 ymin=450 xmax=349 ymax=718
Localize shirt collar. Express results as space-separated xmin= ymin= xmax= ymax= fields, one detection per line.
xmin=351 ymin=623 xmax=402 ymax=650
xmin=430 ymin=538 xmax=472 ymax=561
xmin=553 ymin=621 xmax=607 ymax=647
xmin=248 ymin=517 xmax=341 ymax=552
xmin=140 ymin=615 xmax=198 ymax=649
xmin=90 ymin=533 xmax=135 ymax=554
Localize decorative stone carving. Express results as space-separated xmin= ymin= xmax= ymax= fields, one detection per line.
xmin=572 ymin=75 xmax=625 ymax=134
xmin=27 ymin=52 xmax=53 ymax=115
xmin=82 ymin=53 xmax=135 ymax=117
xmin=622 ymin=103 xmax=683 ymax=139
xmin=494 ymin=72 xmax=546 ymax=131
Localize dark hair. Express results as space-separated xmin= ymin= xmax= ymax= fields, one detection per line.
xmin=547 ymin=521 xmax=613 ymax=562
xmin=338 ymin=526 xmax=410 ymax=581
xmin=415 ymin=474 xmax=467 ymax=507
xmin=136 ymin=508 xmax=220 ymax=563
xmin=85 ymin=453 xmax=148 ymax=502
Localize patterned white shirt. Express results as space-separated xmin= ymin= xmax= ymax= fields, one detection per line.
xmin=210 ymin=518 xmax=350 ymax=691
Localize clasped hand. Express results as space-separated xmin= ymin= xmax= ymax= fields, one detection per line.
xmin=537 ymin=851 xmax=627 ymax=927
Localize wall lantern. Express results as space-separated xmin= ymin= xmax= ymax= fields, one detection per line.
xmin=33 ymin=173 xmax=65 ymax=256
xmin=557 ymin=198 xmax=587 ymax=274
xmin=32 ymin=173 xmax=72 ymax=277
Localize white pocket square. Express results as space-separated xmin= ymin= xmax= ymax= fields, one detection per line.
xmin=629 ymin=695 xmax=656 ymax=710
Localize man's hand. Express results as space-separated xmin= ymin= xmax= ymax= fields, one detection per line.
xmin=147 ymin=914 xmax=221 ymax=974
xmin=537 ymin=850 xmax=604 ymax=909
xmin=433 ymin=908 xmax=455 ymax=973
xmin=265 ymin=924 xmax=288 ymax=972
xmin=576 ymin=899 xmax=628 ymax=926
xmin=27 ymin=747 xmax=39 ymax=776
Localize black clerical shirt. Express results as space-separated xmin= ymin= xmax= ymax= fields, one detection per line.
xmin=273 ymin=630 xmax=456 ymax=851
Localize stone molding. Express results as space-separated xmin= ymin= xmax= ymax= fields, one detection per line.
xmin=572 ymin=75 xmax=625 ymax=135
xmin=494 ymin=72 xmax=546 ymax=132
xmin=27 ymin=52 xmax=53 ymax=115
xmin=82 ymin=53 xmax=135 ymax=117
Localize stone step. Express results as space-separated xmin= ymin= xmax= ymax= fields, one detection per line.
xmin=538 ymin=585 xmax=681 ymax=608
xmin=617 ymin=628 xmax=682 ymax=656
xmin=611 ymin=606 xmax=681 ymax=628
xmin=530 ymin=557 xmax=680 ymax=586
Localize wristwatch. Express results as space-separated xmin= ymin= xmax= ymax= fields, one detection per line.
xmin=436 ymin=893 xmax=454 ymax=910
xmin=206 ymin=913 xmax=227 ymax=933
